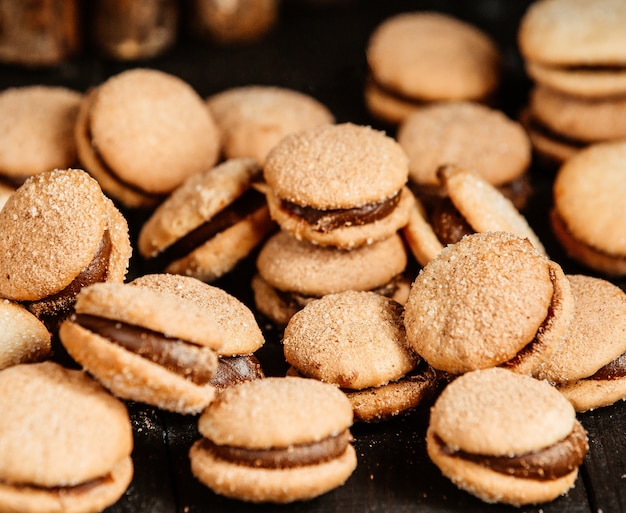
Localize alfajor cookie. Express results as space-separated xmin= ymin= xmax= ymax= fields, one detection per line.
xmin=0 ymin=168 xmax=131 ymax=331
xmin=404 ymin=232 xmax=573 ymax=376
xmin=396 ymin=101 xmax=532 ymax=210
xmin=534 ymin=274 xmax=626 ymax=412
xmin=402 ymin=165 xmax=545 ymax=267
xmin=251 ymin=230 xmax=411 ymax=327
xmin=365 ymin=12 xmax=501 ymax=125
xmin=0 ymin=361 xmax=133 ymax=513
xmin=189 ymin=376 xmax=357 ymax=503
xmin=262 ymin=122 xmax=413 ymax=249
xmin=426 ymin=367 xmax=588 ymax=506
xmin=0 ymin=300 xmax=51 ymax=371
xmin=550 ymin=141 xmax=626 ymax=277
xmin=59 ymin=281 xmax=224 ymax=414
xmin=0 ymin=85 xmax=82 ymax=192
xmin=206 ymin=85 xmax=334 ymax=165
xmin=130 ymin=273 xmax=265 ymax=390
xmin=75 ymin=68 xmax=220 ymax=208
xmin=283 ymin=290 xmax=443 ymax=422
xmin=138 ymin=158 xmax=275 ymax=282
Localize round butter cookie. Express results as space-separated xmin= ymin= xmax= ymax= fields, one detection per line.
xmin=283 ymin=290 xmax=443 ymax=422
xmin=427 ymin=367 xmax=587 ymax=506
xmin=404 ymin=231 xmax=573 ymax=375
xmin=75 ymin=68 xmax=220 ymax=208
xmin=252 ymin=230 xmax=411 ymax=327
xmin=206 ymin=85 xmax=334 ymax=165
xmin=262 ymin=122 xmax=413 ymax=249
xmin=59 ymin=281 xmax=224 ymax=414
xmin=534 ymin=274 xmax=626 ymax=412
xmin=189 ymin=376 xmax=357 ymax=503
xmin=0 ymin=301 xmax=51 ymax=371
xmin=138 ymin=158 xmax=275 ymax=282
xmin=0 ymin=361 xmax=133 ymax=513
xmin=0 ymin=168 xmax=131 ymax=331
xmin=130 ymin=273 xmax=265 ymax=390
xmin=551 ymin=141 xmax=626 ymax=277
xmin=365 ymin=12 xmax=500 ymax=124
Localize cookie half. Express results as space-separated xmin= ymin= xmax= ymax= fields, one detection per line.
xmin=404 ymin=232 xmax=573 ymax=375
xmin=263 ymin=123 xmax=413 ymax=248
xmin=0 ymin=168 xmax=131 ymax=331
xmin=138 ymin=158 xmax=275 ymax=282
xmin=0 ymin=361 xmax=133 ymax=513
xmin=189 ymin=376 xmax=357 ymax=503
xmin=0 ymin=301 xmax=51 ymax=371
xmin=59 ymin=282 xmax=224 ymax=414
xmin=427 ymin=367 xmax=587 ymax=506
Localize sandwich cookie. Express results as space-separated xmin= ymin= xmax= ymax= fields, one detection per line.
xmin=0 ymin=85 xmax=81 ymax=194
xmin=130 ymin=273 xmax=265 ymax=390
xmin=0 ymin=301 xmax=51 ymax=371
xmin=75 ymin=68 xmax=220 ymax=209
xmin=0 ymin=168 xmax=131 ymax=331
xmin=402 ymin=165 xmax=545 ymax=267
xmin=251 ymin=230 xmax=411 ymax=327
xmin=364 ymin=12 xmax=501 ymax=125
xmin=262 ymin=123 xmax=413 ymax=249
xmin=534 ymin=274 xmax=626 ymax=412
xmin=189 ymin=376 xmax=357 ymax=503
xmin=283 ymin=290 xmax=442 ymax=422
xmin=59 ymin=281 xmax=224 ymax=414
xmin=551 ymin=141 xmax=626 ymax=277
xmin=138 ymin=158 xmax=275 ymax=282
xmin=0 ymin=361 xmax=133 ymax=513
xmin=206 ymin=85 xmax=335 ymax=165
xmin=396 ymin=101 xmax=532 ymax=210
xmin=404 ymin=232 xmax=573 ymax=376
xmin=426 ymin=367 xmax=588 ymax=506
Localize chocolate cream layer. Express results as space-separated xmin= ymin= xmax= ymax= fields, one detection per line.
xmin=437 ymin=421 xmax=588 ymax=480
xmin=200 ymin=430 xmax=352 ymax=469
xmin=589 ymin=352 xmax=626 ymax=381
xmin=210 ymin=355 xmax=265 ymax=389
xmin=73 ymin=313 xmax=218 ymax=385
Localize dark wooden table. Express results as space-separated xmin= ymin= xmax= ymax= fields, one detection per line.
xmin=2 ymin=1 xmax=625 ymax=512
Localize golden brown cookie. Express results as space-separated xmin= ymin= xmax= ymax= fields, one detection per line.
xmin=189 ymin=376 xmax=357 ymax=503
xmin=427 ymin=368 xmax=587 ymax=506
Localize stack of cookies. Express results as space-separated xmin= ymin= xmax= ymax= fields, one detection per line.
xmin=518 ymin=0 xmax=626 ymax=165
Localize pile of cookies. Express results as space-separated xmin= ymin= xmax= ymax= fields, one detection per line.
xmin=0 ymin=0 xmax=626 ymax=510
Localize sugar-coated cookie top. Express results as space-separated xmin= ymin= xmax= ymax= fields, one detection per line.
xmin=0 ymin=361 xmax=132 ymax=487
xmin=263 ymin=123 xmax=409 ymax=208
xmin=429 ymin=367 xmax=576 ymax=456
xmin=198 ymin=376 xmax=353 ymax=448
xmin=519 ymin=0 xmax=626 ymax=65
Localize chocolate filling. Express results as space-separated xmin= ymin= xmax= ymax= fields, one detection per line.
xmin=0 ymin=173 xmax=29 ymax=189
xmin=210 ymin=354 xmax=265 ymax=389
xmin=282 ymin=191 xmax=400 ymax=233
xmin=149 ymin=186 xmax=267 ymax=269
xmin=589 ymin=352 xmax=626 ymax=381
xmin=201 ymin=430 xmax=352 ymax=469
xmin=26 ymin=231 xmax=112 ymax=326
xmin=6 ymin=473 xmax=112 ymax=495
xmin=550 ymin=64 xmax=626 ymax=73
xmin=438 ymin=421 xmax=588 ymax=481
xmin=527 ymin=115 xmax=587 ymax=149
xmin=429 ymin=197 xmax=474 ymax=246
xmin=74 ymin=313 xmax=217 ymax=385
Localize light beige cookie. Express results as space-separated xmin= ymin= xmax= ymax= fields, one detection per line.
xmin=0 ymin=300 xmax=51 ymax=370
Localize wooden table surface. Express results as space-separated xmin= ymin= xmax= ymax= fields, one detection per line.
xmin=2 ymin=1 xmax=625 ymax=512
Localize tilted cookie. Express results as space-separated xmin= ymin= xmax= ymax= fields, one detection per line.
xmin=427 ymin=367 xmax=588 ymax=506
xmin=251 ymin=230 xmax=411 ymax=327
xmin=534 ymin=274 xmax=626 ymax=412
xmin=262 ymin=122 xmax=413 ymax=249
xmin=403 ymin=165 xmax=545 ymax=267
xmin=404 ymin=232 xmax=573 ymax=376
xmin=283 ymin=290 xmax=443 ymax=422
xmin=59 ymin=281 xmax=224 ymax=414
xmin=0 ymin=361 xmax=133 ymax=513
xmin=130 ymin=273 xmax=265 ymax=390
xmin=189 ymin=376 xmax=357 ymax=503
xmin=138 ymin=158 xmax=275 ymax=282
xmin=75 ymin=68 xmax=220 ymax=208
xmin=0 ymin=168 xmax=131 ymax=331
